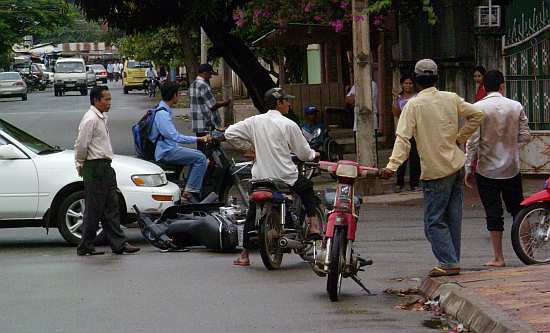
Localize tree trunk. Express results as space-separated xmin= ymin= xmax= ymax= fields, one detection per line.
xmin=177 ymin=26 xmax=199 ymax=86
xmin=200 ymin=17 xmax=275 ymax=113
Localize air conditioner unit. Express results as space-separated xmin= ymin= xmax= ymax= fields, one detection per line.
xmin=475 ymin=5 xmax=501 ymax=27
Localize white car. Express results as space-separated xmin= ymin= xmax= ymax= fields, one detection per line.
xmin=0 ymin=118 xmax=180 ymax=245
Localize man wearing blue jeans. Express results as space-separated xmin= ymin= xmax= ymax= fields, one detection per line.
xmin=150 ymin=82 xmax=210 ymax=202
xmin=380 ymin=59 xmax=484 ymax=277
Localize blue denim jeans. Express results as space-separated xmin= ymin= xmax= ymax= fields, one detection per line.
xmin=160 ymin=147 xmax=207 ymax=193
xmin=422 ymin=169 xmax=464 ymax=268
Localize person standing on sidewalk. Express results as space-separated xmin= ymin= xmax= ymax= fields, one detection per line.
xmin=190 ymin=64 xmax=231 ymax=153
xmin=392 ymin=73 xmax=420 ymax=192
xmin=74 ymin=86 xmax=140 ymax=256
xmin=465 ymin=70 xmax=531 ymax=267
xmin=380 ymin=59 xmax=484 ymax=277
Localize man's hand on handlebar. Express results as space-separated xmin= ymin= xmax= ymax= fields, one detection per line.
xmin=379 ymin=168 xmax=395 ymax=179
xmin=198 ymin=135 xmax=212 ymax=143
xmin=314 ymin=151 xmax=321 ymax=161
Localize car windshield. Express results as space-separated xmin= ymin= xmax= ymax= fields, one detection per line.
xmin=90 ymin=65 xmax=105 ymax=71
xmin=0 ymin=119 xmax=60 ymax=154
xmin=128 ymin=61 xmax=150 ymax=69
xmin=0 ymin=73 xmax=21 ymax=81
xmin=56 ymin=62 xmax=85 ymax=73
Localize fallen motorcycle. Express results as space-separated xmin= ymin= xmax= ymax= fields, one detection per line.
xmin=511 ymin=177 xmax=550 ymax=265
xmin=134 ymin=197 xmax=246 ymax=252
xmin=311 ymin=160 xmax=378 ymax=302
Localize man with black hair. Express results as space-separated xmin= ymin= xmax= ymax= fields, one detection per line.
xmin=190 ymin=64 xmax=231 ymax=152
xmin=225 ymin=87 xmax=321 ymax=267
xmin=465 ymin=70 xmax=531 ymax=267
xmin=149 ymin=82 xmax=209 ymax=203
xmin=74 ymin=86 xmax=140 ymax=256
xmin=380 ymin=59 xmax=484 ymax=277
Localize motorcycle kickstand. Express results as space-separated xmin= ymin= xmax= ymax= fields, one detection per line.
xmin=351 ymin=274 xmax=375 ymax=296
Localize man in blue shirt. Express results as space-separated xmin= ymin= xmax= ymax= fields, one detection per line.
xmin=150 ymin=82 xmax=210 ymax=202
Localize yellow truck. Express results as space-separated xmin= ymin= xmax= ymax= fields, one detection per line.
xmin=122 ymin=60 xmax=151 ymax=94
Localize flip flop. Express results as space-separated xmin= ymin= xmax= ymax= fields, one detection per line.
xmin=428 ymin=266 xmax=460 ymax=277
xmin=233 ymin=257 xmax=250 ymax=266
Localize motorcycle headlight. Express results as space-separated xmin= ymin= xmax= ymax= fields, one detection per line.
xmin=131 ymin=173 xmax=168 ymax=187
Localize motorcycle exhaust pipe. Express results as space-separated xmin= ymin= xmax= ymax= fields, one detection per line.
xmin=279 ymin=237 xmax=305 ymax=250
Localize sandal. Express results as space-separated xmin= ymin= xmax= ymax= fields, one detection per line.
xmin=428 ymin=266 xmax=460 ymax=277
xmin=233 ymin=257 xmax=250 ymax=266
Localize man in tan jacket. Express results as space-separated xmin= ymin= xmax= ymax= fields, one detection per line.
xmin=380 ymin=59 xmax=484 ymax=277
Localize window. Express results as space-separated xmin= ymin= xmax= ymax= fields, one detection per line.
xmin=55 ymin=62 xmax=85 ymax=73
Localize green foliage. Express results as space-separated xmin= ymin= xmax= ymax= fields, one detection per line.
xmin=0 ymin=0 xmax=73 ymax=67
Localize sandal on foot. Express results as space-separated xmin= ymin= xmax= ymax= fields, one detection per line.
xmin=233 ymin=257 xmax=250 ymax=266
xmin=428 ymin=266 xmax=460 ymax=277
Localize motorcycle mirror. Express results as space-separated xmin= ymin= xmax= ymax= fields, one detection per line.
xmin=313 ymin=128 xmax=322 ymax=137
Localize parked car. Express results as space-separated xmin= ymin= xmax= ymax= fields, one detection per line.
xmin=0 ymin=118 xmax=181 ymax=245
xmin=0 ymin=72 xmax=27 ymax=101
xmin=53 ymin=58 xmax=88 ymax=96
xmin=122 ymin=59 xmax=150 ymax=94
xmin=89 ymin=64 xmax=108 ymax=84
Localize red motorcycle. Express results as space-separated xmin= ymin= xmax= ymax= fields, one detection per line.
xmin=511 ymin=177 xmax=550 ymax=265
xmin=312 ymin=160 xmax=378 ymax=301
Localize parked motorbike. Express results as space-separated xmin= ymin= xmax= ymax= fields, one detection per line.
xmin=247 ymin=175 xmax=326 ymax=270
xmin=143 ymin=78 xmax=159 ymax=98
xmin=511 ymin=177 xmax=550 ymax=265
xmin=301 ymin=127 xmax=343 ymax=179
xmin=310 ymin=160 xmax=378 ymax=301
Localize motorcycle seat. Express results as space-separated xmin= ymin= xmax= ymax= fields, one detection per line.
xmin=250 ymin=179 xmax=292 ymax=193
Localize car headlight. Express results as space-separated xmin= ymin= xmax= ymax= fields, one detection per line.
xmin=131 ymin=173 xmax=168 ymax=187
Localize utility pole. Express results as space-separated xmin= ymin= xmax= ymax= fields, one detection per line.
xmin=352 ymin=0 xmax=376 ymax=167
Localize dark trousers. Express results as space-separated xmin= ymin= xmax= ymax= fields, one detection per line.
xmin=476 ymin=173 xmax=524 ymax=232
xmin=243 ymin=176 xmax=318 ymax=249
xmin=396 ymin=138 xmax=421 ymax=188
xmin=196 ymin=131 xmax=208 ymax=153
xmin=77 ymin=160 xmax=126 ymax=252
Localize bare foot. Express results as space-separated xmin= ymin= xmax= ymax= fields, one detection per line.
xmin=484 ymin=260 xmax=506 ymax=267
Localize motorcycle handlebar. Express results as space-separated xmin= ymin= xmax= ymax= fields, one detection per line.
xmin=312 ymin=161 xmax=380 ymax=178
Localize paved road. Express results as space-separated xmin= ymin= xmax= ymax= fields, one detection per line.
xmin=0 ymin=86 xmax=526 ymax=332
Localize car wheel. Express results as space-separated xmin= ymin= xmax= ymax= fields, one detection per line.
xmin=57 ymin=191 xmax=97 ymax=246
xmin=81 ymin=89 xmax=88 ymax=96
xmin=22 ymin=94 xmax=27 ymax=101
xmin=123 ymin=86 xmax=129 ymax=94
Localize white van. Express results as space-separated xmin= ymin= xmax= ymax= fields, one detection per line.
xmin=53 ymin=58 xmax=89 ymax=96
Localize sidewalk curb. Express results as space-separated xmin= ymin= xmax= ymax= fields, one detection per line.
xmin=420 ymin=277 xmax=537 ymax=333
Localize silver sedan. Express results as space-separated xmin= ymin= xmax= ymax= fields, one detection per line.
xmin=0 ymin=72 xmax=27 ymax=101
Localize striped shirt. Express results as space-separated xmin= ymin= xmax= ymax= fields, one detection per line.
xmin=190 ymin=76 xmax=220 ymax=132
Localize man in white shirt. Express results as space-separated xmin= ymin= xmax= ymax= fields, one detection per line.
xmin=465 ymin=70 xmax=531 ymax=267
xmin=225 ymin=87 xmax=321 ymax=266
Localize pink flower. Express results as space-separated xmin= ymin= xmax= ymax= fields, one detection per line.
xmin=232 ymin=9 xmax=246 ymax=27
xmin=314 ymin=15 xmax=322 ymax=22
xmin=304 ymin=1 xmax=312 ymax=12
xmin=354 ymin=15 xmax=365 ymax=22
xmin=340 ymin=1 xmax=349 ymax=9
xmin=329 ymin=19 xmax=344 ymax=32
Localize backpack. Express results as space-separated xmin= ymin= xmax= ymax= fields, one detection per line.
xmin=132 ymin=106 xmax=167 ymax=161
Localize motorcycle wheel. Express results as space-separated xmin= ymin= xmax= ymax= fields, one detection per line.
xmin=223 ymin=177 xmax=250 ymax=209
xmin=258 ymin=206 xmax=283 ymax=270
xmin=511 ymin=203 xmax=550 ymax=265
xmin=327 ymin=226 xmax=346 ymax=302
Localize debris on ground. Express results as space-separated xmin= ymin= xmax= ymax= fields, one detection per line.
xmin=384 ymin=287 xmax=421 ymax=297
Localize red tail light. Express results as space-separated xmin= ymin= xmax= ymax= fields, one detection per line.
xmin=100 ymin=71 xmax=107 ymax=75
xmin=14 ymin=81 xmax=25 ymax=86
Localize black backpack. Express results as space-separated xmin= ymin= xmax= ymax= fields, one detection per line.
xmin=132 ymin=106 xmax=166 ymax=161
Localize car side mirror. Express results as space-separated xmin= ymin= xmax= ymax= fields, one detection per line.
xmin=0 ymin=144 xmax=27 ymax=159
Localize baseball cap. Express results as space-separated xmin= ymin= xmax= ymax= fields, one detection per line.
xmin=264 ymin=87 xmax=295 ymax=103
xmin=304 ymin=105 xmax=319 ymax=114
xmin=414 ymin=59 xmax=438 ymax=76
xmin=198 ymin=63 xmax=217 ymax=75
